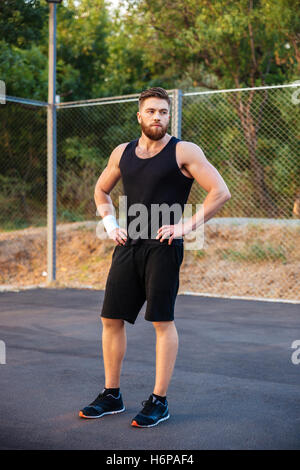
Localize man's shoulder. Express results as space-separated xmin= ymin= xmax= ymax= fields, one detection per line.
xmin=110 ymin=142 xmax=131 ymax=165
xmin=176 ymin=140 xmax=206 ymax=163
xmin=114 ymin=141 xmax=131 ymax=153
xmin=177 ymin=140 xmax=202 ymax=151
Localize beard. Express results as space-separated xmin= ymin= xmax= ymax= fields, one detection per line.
xmin=140 ymin=119 xmax=168 ymax=141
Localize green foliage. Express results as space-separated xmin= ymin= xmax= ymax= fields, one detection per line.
xmin=56 ymin=0 xmax=111 ymax=100
xmin=58 ymin=208 xmax=85 ymax=222
xmin=219 ymin=243 xmax=287 ymax=262
xmin=63 ymin=136 xmax=103 ymax=168
xmin=1 ymin=0 xmax=298 ymax=98
xmin=194 ymin=249 xmax=206 ymax=259
xmin=0 ymin=0 xmax=299 ymax=229
xmin=261 ymin=0 xmax=300 ymax=80
xmin=113 ymin=0 xmax=298 ymax=89
xmin=183 ymin=85 xmax=300 ymax=217
xmin=0 ymin=40 xmax=48 ymax=99
xmin=0 ymin=0 xmax=48 ymax=48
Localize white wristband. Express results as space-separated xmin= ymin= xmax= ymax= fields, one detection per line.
xmin=102 ymin=214 xmax=119 ymax=234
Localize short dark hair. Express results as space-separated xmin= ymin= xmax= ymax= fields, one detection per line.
xmin=139 ymin=87 xmax=171 ymax=110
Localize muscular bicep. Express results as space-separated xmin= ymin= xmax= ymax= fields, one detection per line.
xmin=94 ymin=144 xmax=127 ymax=195
xmin=181 ymin=142 xmax=230 ymax=194
xmin=96 ymin=164 xmax=121 ymax=195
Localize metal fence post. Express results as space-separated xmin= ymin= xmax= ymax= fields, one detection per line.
xmin=47 ymin=3 xmax=57 ymax=283
xmin=171 ymin=89 xmax=182 ymax=139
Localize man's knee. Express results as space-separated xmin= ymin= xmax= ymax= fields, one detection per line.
xmin=101 ymin=317 xmax=125 ymax=329
xmin=152 ymin=320 xmax=175 ymax=331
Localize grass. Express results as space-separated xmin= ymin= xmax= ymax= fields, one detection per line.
xmin=0 ymin=217 xmax=46 ymax=232
xmin=74 ymin=225 xmax=95 ymax=232
xmin=80 ymin=264 xmax=90 ymax=272
xmin=58 ymin=210 xmax=85 ymax=223
xmin=0 ymin=207 xmax=90 ymax=232
xmin=194 ymin=249 xmax=206 ymax=259
xmin=218 ymin=242 xmax=287 ymax=263
xmin=0 ymin=219 xmax=30 ymax=232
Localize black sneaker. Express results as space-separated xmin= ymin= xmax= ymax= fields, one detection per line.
xmin=79 ymin=389 xmax=125 ymax=419
xmin=131 ymin=394 xmax=170 ymax=428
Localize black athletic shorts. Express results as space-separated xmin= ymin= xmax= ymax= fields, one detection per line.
xmin=101 ymin=239 xmax=184 ymax=324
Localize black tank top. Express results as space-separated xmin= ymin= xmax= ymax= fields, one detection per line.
xmin=119 ymin=136 xmax=194 ymax=246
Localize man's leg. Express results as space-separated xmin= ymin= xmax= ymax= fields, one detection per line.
xmin=101 ymin=317 xmax=127 ymax=388
xmin=130 ymin=320 xmax=178 ymax=427
xmin=152 ymin=320 xmax=178 ymax=396
xmin=79 ymin=317 xmax=126 ymax=419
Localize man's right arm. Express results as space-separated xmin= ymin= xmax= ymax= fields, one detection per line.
xmin=94 ymin=143 xmax=129 ymax=245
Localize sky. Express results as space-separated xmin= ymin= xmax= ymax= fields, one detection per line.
xmin=71 ymin=0 xmax=123 ymax=13
xmin=72 ymin=0 xmax=122 ymax=8
xmin=108 ymin=0 xmax=120 ymax=8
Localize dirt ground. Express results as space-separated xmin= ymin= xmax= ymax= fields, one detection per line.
xmin=0 ymin=221 xmax=299 ymax=300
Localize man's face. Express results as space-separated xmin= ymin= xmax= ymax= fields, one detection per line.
xmin=137 ymin=97 xmax=170 ymax=141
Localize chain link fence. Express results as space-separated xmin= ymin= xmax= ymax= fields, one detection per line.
xmin=0 ymin=85 xmax=299 ymax=300
xmin=181 ymin=85 xmax=300 ymax=300
xmin=0 ymin=97 xmax=47 ymax=287
xmin=56 ymin=94 xmax=141 ymax=223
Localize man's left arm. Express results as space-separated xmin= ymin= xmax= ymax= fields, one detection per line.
xmin=156 ymin=141 xmax=231 ymax=244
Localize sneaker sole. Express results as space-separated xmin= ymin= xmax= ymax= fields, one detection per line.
xmin=131 ymin=413 xmax=170 ymax=428
xmin=79 ymin=406 xmax=125 ymax=419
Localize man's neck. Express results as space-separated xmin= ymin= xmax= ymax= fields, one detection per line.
xmin=138 ymin=133 xmax=171 ymax=151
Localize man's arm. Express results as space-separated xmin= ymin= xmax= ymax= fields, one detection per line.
xmin=157 ymin=141 xmax=231 ymax=243
xmin=95 ymin=143 xmax=129 ymax=245
xmin=178 ymin=141 xmax=231 ymax=232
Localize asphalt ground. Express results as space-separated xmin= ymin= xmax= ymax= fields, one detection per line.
xmin=0 ymin=287 xmax=299 ymax=450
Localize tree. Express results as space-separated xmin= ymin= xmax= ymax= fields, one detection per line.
xmin=56 ymin=0 xmax=111 ymax=100
xmin=261 ymin=0 xmax=300 ymax=77
xmin=0 ymin=0 xmax=48 ymax=48
xmin=116 ymin=0 xmax=298 ymax=215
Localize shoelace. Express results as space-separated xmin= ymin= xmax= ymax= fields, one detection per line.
xmin=90 ymin=392 xmax=111 ymax=406
xmin=140 ymin=398 xmax=157 ymax=415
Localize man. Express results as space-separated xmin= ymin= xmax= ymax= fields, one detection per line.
xmin=79 ymin=87 xmax=231 ymax=427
